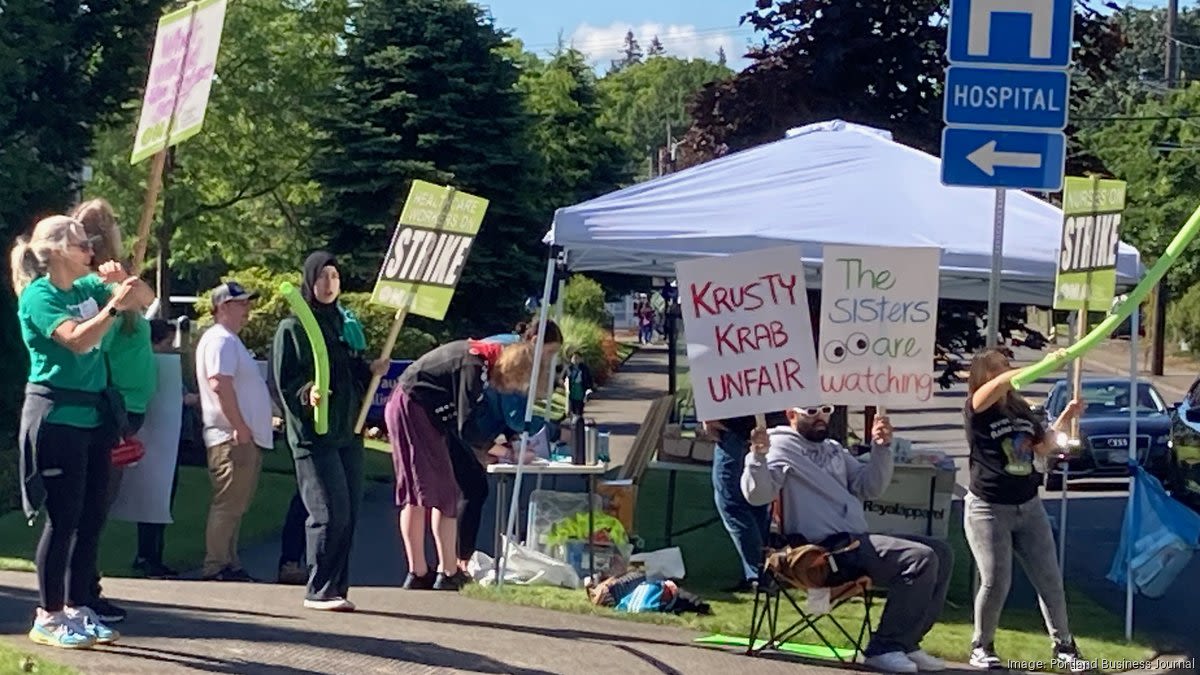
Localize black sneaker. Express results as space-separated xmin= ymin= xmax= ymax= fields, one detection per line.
xmin=90 ymin=597 xmax=127 ymax=624
xmin=133 ymin=558 xmax=179 ymax=580
xmin=1054 ymin=640 xmax=1090 ymax=673
xmin=402 ymin=572 xmax=435 ymax=590
xmin=969 ymin=643 xmax=1002 ymax=670
xmin=202 ymin=566 xmax=258 ymax=582
xmin=432 ymin=572 xmax=463 ymax=591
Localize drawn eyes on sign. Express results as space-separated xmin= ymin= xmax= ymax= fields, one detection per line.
xmin=823 ymin=332 xmax=870 ymax=364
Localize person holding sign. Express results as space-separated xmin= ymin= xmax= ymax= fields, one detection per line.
xmin=271 ymin=252 xmax=389 ymax=611
xmin=743 ymin=406 xmax=952 ymax=673
xmin=74 ymin=198 xmax=160 ymax=622
xmin=386 ymin=338 xmax=536 ymax=591
xmin=703 ymin=412 xmax=787 ymax=592
xmin=962 ymin=349 xmax=1087 ymax=672
xmin=12 ymin=216 xmax=148 ymax=649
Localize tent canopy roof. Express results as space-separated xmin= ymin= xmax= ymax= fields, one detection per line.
xmin=544 ymin=120 xmax=1142 ymax=304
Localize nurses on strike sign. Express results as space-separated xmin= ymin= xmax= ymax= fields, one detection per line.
xmin=370 ymin=181 xmax=489 ymax=321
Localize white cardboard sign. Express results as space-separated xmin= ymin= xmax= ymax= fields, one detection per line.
xmin=675 ymin=246 xmax=819 ymax=421
xmin=817 ymin=245 xmax=940 ymax=407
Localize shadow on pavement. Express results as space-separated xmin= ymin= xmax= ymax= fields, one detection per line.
xmin=0 ymin=584 xmax=556 ymax=675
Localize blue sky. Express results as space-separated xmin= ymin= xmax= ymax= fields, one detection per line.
xmin=477 ymin=0 xmax=756 ymax=70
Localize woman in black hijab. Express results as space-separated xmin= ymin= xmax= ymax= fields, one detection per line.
xmin=271 ymin=251 xmax=388 ymax=611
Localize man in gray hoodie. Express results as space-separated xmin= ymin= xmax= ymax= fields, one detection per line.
xmin=742 ymin=405 xmax=953 ymax=674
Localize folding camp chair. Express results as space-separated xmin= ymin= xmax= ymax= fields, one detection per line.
xmin=745 ymin=496 xmax=878 ymax=664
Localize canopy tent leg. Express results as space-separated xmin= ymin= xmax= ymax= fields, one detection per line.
xmin=1125 ymin=305 xmax=1140 ymax=641
xmin=498 ymin=247 xmax=560 ymax=587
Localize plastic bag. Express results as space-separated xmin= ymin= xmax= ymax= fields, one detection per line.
xmin=468 ymin=536 xmax=581 ymax=589
xmin=629 ymin=547 xmax=686 ymax=580
xmin=1107 ymin=467 xmax=1200 ymax=598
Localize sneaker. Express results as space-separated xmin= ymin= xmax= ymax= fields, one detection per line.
xmin=863 ymin=651 xmax=919 ymax=673
xmin=450 ymin=570 xmax=473 ymax=587
xmin=432 ymin=572 xmax=463 ymax=591
xmin=203 ymin=566 xmax=258 ymax=582
xmin=133 ymin=558 xmax=179 ymax=580
xmin=1054 ymin=640 xmax=1090 ymax=673
xmin=89 ymin=597 xmax=126 ymax=624
xmin=402 ymin=572 xmax=435 ymax=590
xmin=969 ymin=643 xmax=1002 ymax=670
xmin=28 ymin=611 xmax=96 ymax=650
xmin=303 ymin=597 xmax=356 ymax=612
xmin=906 ymin=649 xmax=946 ymax=672
xmin=64 ymin=606 xmax=120 ymax=645
xmin=277 ymin=562 xmax=308 ymax=586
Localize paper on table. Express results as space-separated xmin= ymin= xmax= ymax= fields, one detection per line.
xmin=527 ymin=426 xmax=550 ymax=459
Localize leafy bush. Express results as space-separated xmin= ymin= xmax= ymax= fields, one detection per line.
xmin=563 ymin=275 xmax=611 ymax=325
xmin=558 ymin=315 xmax=620 ymax=385
xmin=194 ymin=266 xmax=437 ymax=359
xmin=1168 ymin=285 xmax=1200 ymax=349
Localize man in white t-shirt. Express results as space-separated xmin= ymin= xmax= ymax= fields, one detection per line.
xmin=195 ymin=281 xmax=273 ymax=581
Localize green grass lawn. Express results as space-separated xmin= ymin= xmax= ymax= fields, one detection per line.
xmin=0 ymin=640 xmax=75 ymax=675
xmin=463 ymin=466 xmax=1159 ymax=671
xmin=0 ymin=437 xmax=398 ymax=577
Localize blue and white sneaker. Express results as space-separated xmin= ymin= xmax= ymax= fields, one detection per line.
xmin=28 ymin=611 xmax=96 ymax=649
xmin=65 ymin=605 xmax=120 ymax=644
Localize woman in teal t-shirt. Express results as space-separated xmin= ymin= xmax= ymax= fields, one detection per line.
xmin=11 ymin=215 xmax=150 ymax=650
xmin=73 ymin=198 xmax=159 ymax=622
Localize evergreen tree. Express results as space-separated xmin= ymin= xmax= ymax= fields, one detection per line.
xmin=716 ymin=46 xmax=728 ymax=67
xmin=647 ymin=36 xmax=665 ymax=57
xmin=611 ymin=29 xmax=643 ymax=71
xmin=310 ymin=0 xmax=542 ymax=333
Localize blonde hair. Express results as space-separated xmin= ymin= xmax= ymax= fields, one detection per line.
xmin=71 ymin=198 xmax=124 ymax=266
xmin=492 ymin=341 xmax=535 ymax=393
xmin=9 ymin=216 xmax=87 ymax=294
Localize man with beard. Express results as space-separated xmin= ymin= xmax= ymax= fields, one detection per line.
xmin=742 ymin=406 xmax=953 ymax=674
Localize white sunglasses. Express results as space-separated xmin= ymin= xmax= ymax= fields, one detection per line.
xmin=792 ymin=405 xmax=835 ymax=417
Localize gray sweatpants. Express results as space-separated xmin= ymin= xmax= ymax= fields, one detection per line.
xmin=964 ymin=492 xmax=1072 ymax=647
xmin=850 ymin=533 xmax=954 ymax=656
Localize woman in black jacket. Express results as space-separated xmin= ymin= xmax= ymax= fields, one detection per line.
xmin=271 ymin=251 xmax=387 ymax=611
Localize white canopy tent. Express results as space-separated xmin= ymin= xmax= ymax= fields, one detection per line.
xmin=498 ymin=119 xmax=1149 ymax=586
xmin=543 ymin=119 xmax=1143 ymax=304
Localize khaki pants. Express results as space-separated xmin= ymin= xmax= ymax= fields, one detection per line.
xmin=203 ymin=442 xmax=263 ymax=576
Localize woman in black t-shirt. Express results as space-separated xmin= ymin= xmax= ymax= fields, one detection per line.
xmin=962 ymin=348 xmax=1088 ymax=672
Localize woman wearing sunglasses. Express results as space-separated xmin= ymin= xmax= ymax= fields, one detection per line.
xmin=11 ymin=216 xmax=151 ymax=649
xmin=963 ymin=348 xmax=1086 ymax=671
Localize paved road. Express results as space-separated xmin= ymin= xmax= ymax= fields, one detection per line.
xmin=0 ymin=570 xmax=875 ymax=675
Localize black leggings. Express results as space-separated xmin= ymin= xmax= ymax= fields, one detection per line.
xmin=35 ymin=423 xmax=111 ymax=611
xmin=448 ymin=439 xmax=488 ymax=561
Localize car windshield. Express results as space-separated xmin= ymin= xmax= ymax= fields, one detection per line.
xmin=1052 ymin=382 xmax=1168 ymax=417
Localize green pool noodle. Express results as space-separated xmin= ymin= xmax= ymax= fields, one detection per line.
xmin=1012 ymin=200 xmax=1200 ymax=390
xmin=279 ymin=281 xmax=330 ymax=435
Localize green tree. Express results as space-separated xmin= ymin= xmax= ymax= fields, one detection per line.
xmin=84 ymin=0 xmax=347 ymax=292
xmin=598 ymin=56 xmax=732 ymax=178
xmin=680 ymin=0 xmax=1123 ymax=169
xmin=1082 ymin=84 xmax=1200 ymax=297
xmin=310 ymin=0 xmax=543 ymax=334
xmin=1 ymin=0 xmax=168 ymax=510
xmin=516 ymin=47 xmax=633 ymax=215
xmin=610 ymin=30 xmax=644 ymax=71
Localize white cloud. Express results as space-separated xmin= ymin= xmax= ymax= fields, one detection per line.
xmin=567 ymin=21 xmax=746 ymax=68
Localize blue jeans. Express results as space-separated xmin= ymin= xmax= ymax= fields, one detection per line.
xmin=712 ymin=429 xmax=771 ymax=581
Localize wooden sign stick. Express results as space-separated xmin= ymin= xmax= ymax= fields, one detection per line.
xmin=354 ymin=306 xmax=409 ymax=434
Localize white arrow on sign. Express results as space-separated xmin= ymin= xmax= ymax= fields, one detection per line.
xmin=968 ymin=0 xmax=1054 ymax=59
xmin=966 ymin=140 xmax=1043 ymax=175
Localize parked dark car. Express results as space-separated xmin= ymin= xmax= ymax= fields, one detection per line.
xmin=1037 ymin=378 xmax=1174 ymax=490
xmin=1168 ymin=377 xmax=1200 ymax=508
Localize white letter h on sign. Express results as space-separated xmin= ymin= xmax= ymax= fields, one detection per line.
xmin=967 ymin=0 xmax=1054 ymax=59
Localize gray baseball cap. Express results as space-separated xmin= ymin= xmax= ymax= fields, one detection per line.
xmin=210 ymin=281 xmax=259 ymax=306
